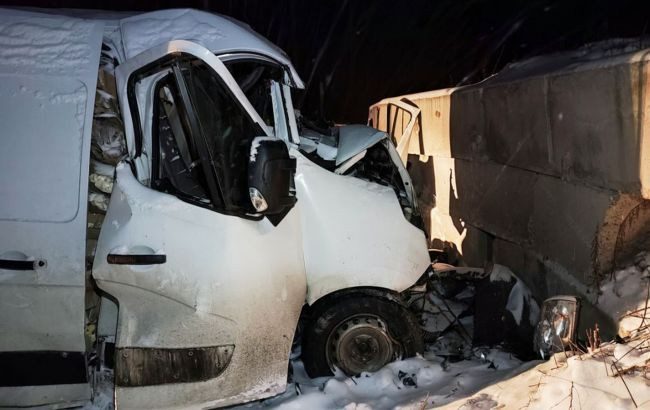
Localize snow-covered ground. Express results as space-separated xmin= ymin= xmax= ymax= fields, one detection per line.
xmin=438 ymin=253 xmax=650 ymax=410
xmin=233 ymin=350 xmax=532 ymax=409
xmin=599 ymin=252 xmax=650 ymax=338
xmin=437 ymin=338 xmax=650 ymax=409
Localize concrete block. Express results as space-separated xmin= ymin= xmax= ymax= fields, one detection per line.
xmin=548 ymin=63 xmax=641 ymax=191
xmin=409 ymin=154 xmax=643 ymax=284
xmin=458 ymin=78 xmax=554 ymax=174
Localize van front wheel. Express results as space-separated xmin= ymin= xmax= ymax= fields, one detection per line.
xmin=301 ymin=294 xmax=423 ymax=377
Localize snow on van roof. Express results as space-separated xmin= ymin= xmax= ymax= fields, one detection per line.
xmin=0 ymin=7 xmax=304 ymax=87
xmin=0 ymin=8 xmax=102 ymax=76
xmin=119 ymin=10 xmax=293 ymax=67
xmin=118 ymin=9 xmax=304 ymax=86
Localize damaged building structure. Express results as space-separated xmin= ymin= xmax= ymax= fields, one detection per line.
xmin=370 ymin=42 xmax=650 ymax=336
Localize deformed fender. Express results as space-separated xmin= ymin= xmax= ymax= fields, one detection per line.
xmin=293 ymin=150 xmax=431 ymax=305
xmin=305 ymin=286 xmax=414 ymax=318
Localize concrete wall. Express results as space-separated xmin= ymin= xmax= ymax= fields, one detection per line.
xmin=370 ymin=48 xmax=650 ymax=329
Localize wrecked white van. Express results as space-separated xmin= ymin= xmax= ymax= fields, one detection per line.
xmin=0 ymin=8 xmax=430 ymax=409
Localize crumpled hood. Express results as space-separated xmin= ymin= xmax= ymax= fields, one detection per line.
xmin=335 ymin=124 xmax=389 ymax=166
xmin=298 ymin=124 xmax=390 ymax=168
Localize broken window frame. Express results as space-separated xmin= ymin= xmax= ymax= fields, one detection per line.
xmin=219 ymin=52 xmax=299 ymax=144
xmin=126 ymin=52 xmax=267 ymax=218
xmin=177 ymin=58 xmax=264 ymax=215
xmin=221 ymin=59 xmax=279 ymax=129
xmin=122 ymin=43 xmax=272 ymax=170
xmin=150 ymin=75 xmax=213 ymax=207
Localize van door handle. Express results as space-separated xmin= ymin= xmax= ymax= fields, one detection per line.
xmin=107 ymin=254 xmax=166 ymax=265
xmin=0 ymin=259 xmax=46 ymax=270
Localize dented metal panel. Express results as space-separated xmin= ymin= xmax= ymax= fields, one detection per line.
xmin=293 ymin=150 xmax=430 ymax=305
xmin=335 ymin=124 xmax=387 ymax=166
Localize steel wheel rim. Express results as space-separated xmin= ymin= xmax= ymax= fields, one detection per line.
xmin=326 ymin=314 xmax=402 ymax=375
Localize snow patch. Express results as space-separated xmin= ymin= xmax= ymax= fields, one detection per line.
xmin=598 ymin=251 xmax=650 ymax=337
xmin=249 ymin=136 xmax=277 ymax=162
xmin=120 ymin=10 xmax=225 ymax=59
xmin=239 ymin=351 xmax=525 ymax=410
xmin=447 ymin=341 xmax=650 ymax=410
xmin=89 ymin=192 xmax=109 ymax=212
xmin=483 ymin=38 xmax=650 ymax=86
xmin=488 ymin=264 xmax=513 ymax=282
xmin=0 ymin=15 xmax=97 ymax=76
xmin=613 ymin=343 xmax=650 ymax=370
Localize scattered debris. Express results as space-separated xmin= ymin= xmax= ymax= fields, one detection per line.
xmin=436 ymin=253 xmax=650 ymax=410
xmin=86 ymin=44 xmax=124 ymax=220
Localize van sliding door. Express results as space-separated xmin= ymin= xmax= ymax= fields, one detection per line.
xmin=0 ymin=10 xmax=104 ymax=408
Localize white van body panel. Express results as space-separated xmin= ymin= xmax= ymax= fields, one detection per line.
xmin=0 ymin=9 xmax=103 ymax=407
xmin=293 ymin=151 xmax=430 ymax=304
xmin=96 ymin=39 xmax=308 ymax=409
xmin=335 ymin=124 xmax=387 ymax=166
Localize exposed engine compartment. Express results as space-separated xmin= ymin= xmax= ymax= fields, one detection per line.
xmin=297 ymin=120 xmax=420 ymax=225
xmin=345 ymin=142 xmax=414 ymax=220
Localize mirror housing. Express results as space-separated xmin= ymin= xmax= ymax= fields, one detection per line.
xmin=248 ymin=137 xmax=297 ymax=224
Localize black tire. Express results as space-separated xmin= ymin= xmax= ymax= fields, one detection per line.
xmin=302 ymin=293 xmax=423 ymax=377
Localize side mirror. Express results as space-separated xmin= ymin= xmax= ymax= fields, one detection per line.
xmin=248 ymin=137 xmax=297 ymax=224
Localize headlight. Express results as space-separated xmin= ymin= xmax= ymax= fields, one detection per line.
xmin=249 ymin=187 xmax=268 ymax=212
xmin=534 ymin=296 xmax=580 ymax=359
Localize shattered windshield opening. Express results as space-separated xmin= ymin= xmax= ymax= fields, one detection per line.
xmin=223 ymin=59 xmax=284 ymax=130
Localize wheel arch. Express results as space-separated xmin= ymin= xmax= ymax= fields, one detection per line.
xmin=304 ymin=286 xmax=408 ymax=321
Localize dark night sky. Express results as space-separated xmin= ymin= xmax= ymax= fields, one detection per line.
xmin=2 ymin=0 xmax=650 ymax=123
